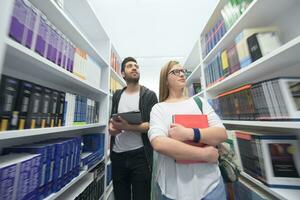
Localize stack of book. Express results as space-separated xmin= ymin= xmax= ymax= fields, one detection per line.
xmin=80 ymin=133 xmax=105 ymax=170
xmin=235 ymin=131 xmax=300 ymax=189
xmin=204 ymin=26 xmax=281 ymax=87
xmin=2 ymin=137 xmax=82 ymax=199
xmin=210 ymin=78 xmax=300 ymax=121
xmin=204 ymin=53 xmax=224 ymax=87
xmin=0 ymin=153 xmax=42 ymax=200
xmin=75 ymin=163 xmax=105 ymax=200
xmin=64 ymin=93 xmax=100 ymax=126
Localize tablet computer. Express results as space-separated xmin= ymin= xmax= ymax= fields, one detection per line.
xmin=112 ymin=111 xmax=142 ymax=124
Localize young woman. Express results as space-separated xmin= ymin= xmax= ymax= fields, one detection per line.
xmin=148 ymin=61 xmax=227 ymax=200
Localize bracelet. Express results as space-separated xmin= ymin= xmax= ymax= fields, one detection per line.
xmin=193 ymin=128 xmax=201 ymax=143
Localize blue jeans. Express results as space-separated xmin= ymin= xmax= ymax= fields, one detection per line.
xmin=155 ymin=178 xmax=226 ymax=200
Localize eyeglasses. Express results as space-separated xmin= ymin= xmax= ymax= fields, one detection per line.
xmin=168 ymin=69 xmax=189 ymax=77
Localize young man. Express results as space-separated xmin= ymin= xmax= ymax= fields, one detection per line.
xmin=109 ymin=57 xmax=158 ymax=200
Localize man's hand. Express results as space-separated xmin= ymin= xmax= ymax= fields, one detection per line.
xmin=110 ymin=116 xmax=130 ymax=131
xmin=168 ymin=123 xmax=193 ymax=141
xmin=108 ymin=119 xmax=122 ymax=136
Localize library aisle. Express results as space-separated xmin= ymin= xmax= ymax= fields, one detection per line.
xmin=0 ymin=0 xmax=299 ymax=200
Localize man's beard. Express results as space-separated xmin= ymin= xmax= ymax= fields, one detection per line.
xmin=124 ymin=74 xmax=140 ymax=83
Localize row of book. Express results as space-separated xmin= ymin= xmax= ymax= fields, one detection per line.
xmin=201 ymin=0 xmax=253 ymax=58
xmin=73 ymin=48 xmax=102 ymax=89
xmin=1 ymin=137 xmax=82 ymax=200
xmin=0 ymin=75 xmax=65 ymax=131
xmin=210 ymin=78 xmax=300 ymax=121
xmin=64 ymin=93 xmax=100 ymax=126
xmin=204 ymin=26 xmax=281 ymax=87
xmin=75 ymin=164 xmax=105 ymax=200
xmin=110 ymin=49 xmax=121 ymax=76
xmin=110 ymin=76 xmax=123 ymax=95
xmin=224 ymin=130 xmax=300 ymax=189
xmin=0 ymin=75 xmax=100 ymax=132
xmin=81 ymin=134 xmax=105 ymax=170
xmin=201 ymin=18 xmax=227 ymax=57
xmin=9 ymin=0 xmax=102 ymax=87
xmin=187 ymin=82 xmax=202 ymax=97
xmin=0 ymin=133 xmax=106 ymax=200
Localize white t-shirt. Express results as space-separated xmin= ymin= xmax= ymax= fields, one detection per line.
xmin=113 ymin=91 xmax=143 ymax=153
xmin=148 ymin=97 xmax=225 ymax=200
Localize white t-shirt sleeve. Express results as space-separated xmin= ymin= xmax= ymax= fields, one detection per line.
xmin=201 ymin=98 xmax=225 ymax=128
xmin=148 ymin=104 xmax=168 ymax=142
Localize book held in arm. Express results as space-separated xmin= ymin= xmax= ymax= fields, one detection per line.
xmin=172 ymin=114 xmax=208 ymax=164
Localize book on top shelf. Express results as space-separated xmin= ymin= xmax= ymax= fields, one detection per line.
xmin=172 ymin=114 xmax=208 ymax=164
xmin=235 ymin=27 xmax=278 ymax=68
xmin=247 ymin=31 xmax=281 ymax=62
xmin=235 ymin=130 xmax=300 ymax=189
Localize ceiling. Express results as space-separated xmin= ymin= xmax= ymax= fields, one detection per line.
xmin=90 ymin=0 xmax=218 ymax=94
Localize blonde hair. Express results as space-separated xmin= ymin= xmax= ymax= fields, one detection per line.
xmin=159 ymin=60 xmax=179 ymax=102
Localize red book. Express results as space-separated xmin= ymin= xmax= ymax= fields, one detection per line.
xmin=172 ymin=114 xmax=208 ymax=164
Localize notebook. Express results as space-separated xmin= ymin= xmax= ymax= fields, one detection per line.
xmin=172 ymin=114 xmax=208 ymax=164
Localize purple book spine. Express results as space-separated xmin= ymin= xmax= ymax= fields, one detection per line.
xmin=22 ymin=1 xmax=37 ymax=48
xmin=51 ymin=29 xmax=59 ymax=64
xmin=9 ymin=0 xmax=27 ymax=43
xmin=35 ymin=15 xmax=48 ymax=57
xmin=46 ymin=25 xmax=54 ymax=61
xmin=60 ymin=36 xmax=66 ymax=69
xmin=56 ymin=32 xmax=63 ymax=66
xmin=0 ymin=164 xmax=17 ymax=200
xmin=69 ymin=43 xmax=75 ymax=73
xmin=17 ymin=159 xmax=32 ymax=200
xmin=63 ymin=39 xmax=69 ymax=70
xmin=66 ymin=42 xmax=72 ymax=72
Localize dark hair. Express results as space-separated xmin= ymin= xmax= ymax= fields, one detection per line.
xmin=121 ymin=57 xmax=137 ymax=72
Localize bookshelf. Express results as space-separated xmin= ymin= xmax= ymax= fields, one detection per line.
xmin=222 ymin=120 xmax=300 ymax=133
xmin=205 ymin=35 xmax=300 ymax=96
xmin=240 ymin=172 xmax=300 ymax=200
xmin=186 ymin=63 xmax=202 ymax=86
xmin=0 ymin=123 xmax=106 ymax=141
xmin=0 ymin=0 xmax=114 ymax=199
xmin=105 ymin=181 xmax=114 ymax=200
xmin=184 ymin=0 xmax=300 ymax=199
xmin=202 ymin=0 xmax=298 ymax=64
xmin=45 ymin=158 xmax=104 ymax=200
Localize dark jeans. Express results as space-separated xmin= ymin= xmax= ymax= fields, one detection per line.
xmin=111 ymin=147 xmax=151 ymax=200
